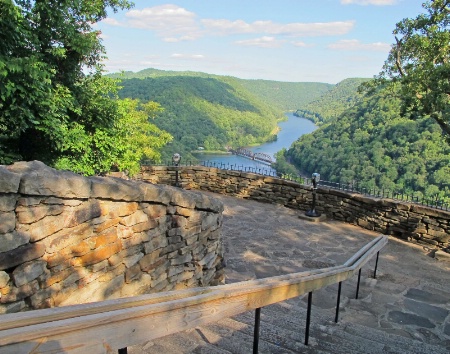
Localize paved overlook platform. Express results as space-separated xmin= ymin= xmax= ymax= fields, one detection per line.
xmin=131 ymin=192 xmax=450 ymax=354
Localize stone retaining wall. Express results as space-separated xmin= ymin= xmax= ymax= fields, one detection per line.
xmin=0 ymin=161 xmax=224 ymax=314
xmin=137 ymin=165 xmax=450 ymax=257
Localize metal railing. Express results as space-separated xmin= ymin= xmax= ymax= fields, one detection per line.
xmin=313 ymin=180 xmax=450 ymax=211
xmin=199 ymin=160 xmax=278 ymax=176
xmin=155 ymin=161 xmax=450 ymax=211
xmin=0 ymin=236 xmax=387 ymax=353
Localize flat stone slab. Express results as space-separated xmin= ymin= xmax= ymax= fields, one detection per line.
xmin=404 ymin=298 xmax=449 ymax=323
xmin=435 ymin=250 xmax=450 ymax=262
xmin=445 ymin=323 xmax=450 ymax=336
xmin=405 ymin=288 xmax=449 ymax=304
xmin=388 ymin=311 xmax=435 ymax=328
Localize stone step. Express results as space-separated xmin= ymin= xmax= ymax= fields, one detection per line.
xmin=234 ymin=308 xmax=386 ymax=354
xmin=232 ymin=299 xmax=449 ymax=354
xmin=128 ymin=280 xmax=449 ymax=354
xmin=188 ymin=318 xmax=301 ymax=354
xmin=129 ymin=302 xmax=448 ymax=354
xmin=128 ymin=328 xmax=233 ymax=354
xmin=341 ymin=322 xmax=450 ymax=354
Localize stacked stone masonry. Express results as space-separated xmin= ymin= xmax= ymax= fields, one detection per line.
xmin=0 ymin=161 xmax=224 ymax=314
xmin=137 ymin=165 xmax=450 ymax=259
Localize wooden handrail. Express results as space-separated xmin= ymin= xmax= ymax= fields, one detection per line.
xmin=0 ymin=235 xmax=388 ymax=354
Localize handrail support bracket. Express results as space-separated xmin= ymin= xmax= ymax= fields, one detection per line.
xmin=253 ymin=307 xmax=262 ymax=354
xmin=304 ymin=292 xmax=313 ymax=346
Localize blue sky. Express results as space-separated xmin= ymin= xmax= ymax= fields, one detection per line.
xmin=97 ymin=0 xmax=425 ymax=84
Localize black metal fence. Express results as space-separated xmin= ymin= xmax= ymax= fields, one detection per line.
xmin=153 ymin=160 xmax=450 ymax=211
xmin=200 ymin=160 xmax=278 ymax=176
xmin=314 ymin=180 xmax=450 ymax=211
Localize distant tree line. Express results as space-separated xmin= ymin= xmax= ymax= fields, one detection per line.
xmin=109 ymin=68 xmax=333 ymax=112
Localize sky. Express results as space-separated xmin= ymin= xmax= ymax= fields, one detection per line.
xmin=97 ymin=0 xmax=426 ymax=84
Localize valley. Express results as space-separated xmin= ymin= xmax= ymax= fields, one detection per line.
xmin=116 ymin=68 xmax=450 ymax=202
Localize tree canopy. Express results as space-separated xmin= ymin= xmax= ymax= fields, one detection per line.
xmin=108 ymin=68 xmax=333 ymax=111
xmin=287 ymin=85 xmax=450 ymax=201
xmin=295 ymin=78 xmax=368 ymax=125
xmin=367 ymin=0 xmax=450 ymax=138
xmin=0 ymin=0 xmax=172 ymax=175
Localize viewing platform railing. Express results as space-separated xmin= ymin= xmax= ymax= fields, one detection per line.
xmin=0 ymin=236 xmax=388 ymax=354
xmin=157 ymin=160 xmax=450 ymax=211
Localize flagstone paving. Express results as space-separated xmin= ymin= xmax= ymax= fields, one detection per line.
xmin=129 ymin=192 xmax=450 ymax=353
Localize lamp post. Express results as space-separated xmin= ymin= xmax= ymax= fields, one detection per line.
xmin=172 ymin=153 xmax=181 ymax=188
xmin=305 ymin=172 xmax=321 ymax=217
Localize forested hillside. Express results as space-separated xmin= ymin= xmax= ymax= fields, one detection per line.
xmin=118 ymin=76 xmax=282 ymax=161
xmin=286 ymin=86 xmax=450 ymax=200
xmin=110 ymin=68 xmax=332 ymax=112
xmin=234 ymin=79 xmax=333 ymax=111
xmin=294 ymin=78 xmax=368 ymax=124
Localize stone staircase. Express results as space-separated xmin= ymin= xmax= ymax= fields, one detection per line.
xmin=128 ymin=273 xmax=450 ymax=354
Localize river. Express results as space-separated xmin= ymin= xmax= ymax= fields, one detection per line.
xmin=195 ymin=112 xmax=317 ymax=173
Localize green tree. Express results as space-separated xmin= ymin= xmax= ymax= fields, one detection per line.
xmin=272 ymin=149 xmax=299 ymax=177
xmin=54 ymin=99 xmax=172 ymax=176
xmin=204 ymin=135 xmax=222 ymax=151
xmin=369 ymin=0 xmax=450 ymax=137
xmin=0 ymin=0 xmax=134 ymax=165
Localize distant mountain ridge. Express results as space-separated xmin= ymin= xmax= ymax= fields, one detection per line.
xmin=234 ymin=78 xmax=333 ymax=111
xmin=294 ymin=78 xmax=369 ymax=124
xmin=107 ymin=68 xmax=334 ymax=111
xmin=111 ymin=68 xmax=340 ymax=161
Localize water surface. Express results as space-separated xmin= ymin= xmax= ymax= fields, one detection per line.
xmin=196 ymin=112 xmax=317 ymax=172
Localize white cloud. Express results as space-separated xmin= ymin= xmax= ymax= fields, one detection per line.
xmin=292 ymin=41 xmax=311 ymax=47
xmin=163 ymin=35 xmax=198 ymax=43
xmin=202 ymin=19 xmax=355 ymax=37
xmin=101 ymin=18 xmax=124 ymax=27
xmin=235 ymin=36 xmax=285 ymax=48
xmin=139 ymin=60 xmax=161 ymax=67
xmin=200 ymin=19 xmax=253 ymax=35
xmin=102 ymin=5 xmax=354 ymax=41
xmin=171 ymin=53 xmax=205 ymax=60
xmin=125 ymin=4 xmax=196 ymax=29
xmin=328 ymin=39 xmax=391 ymax=51
xmin=102 ymin=5 xmax=203 ymax=41
xmin=341 ymin=0 xmax=397 ymax=5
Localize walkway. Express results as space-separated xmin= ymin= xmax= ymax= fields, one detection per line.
xmin=130 ymin=192 xmax=450 ymax=353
